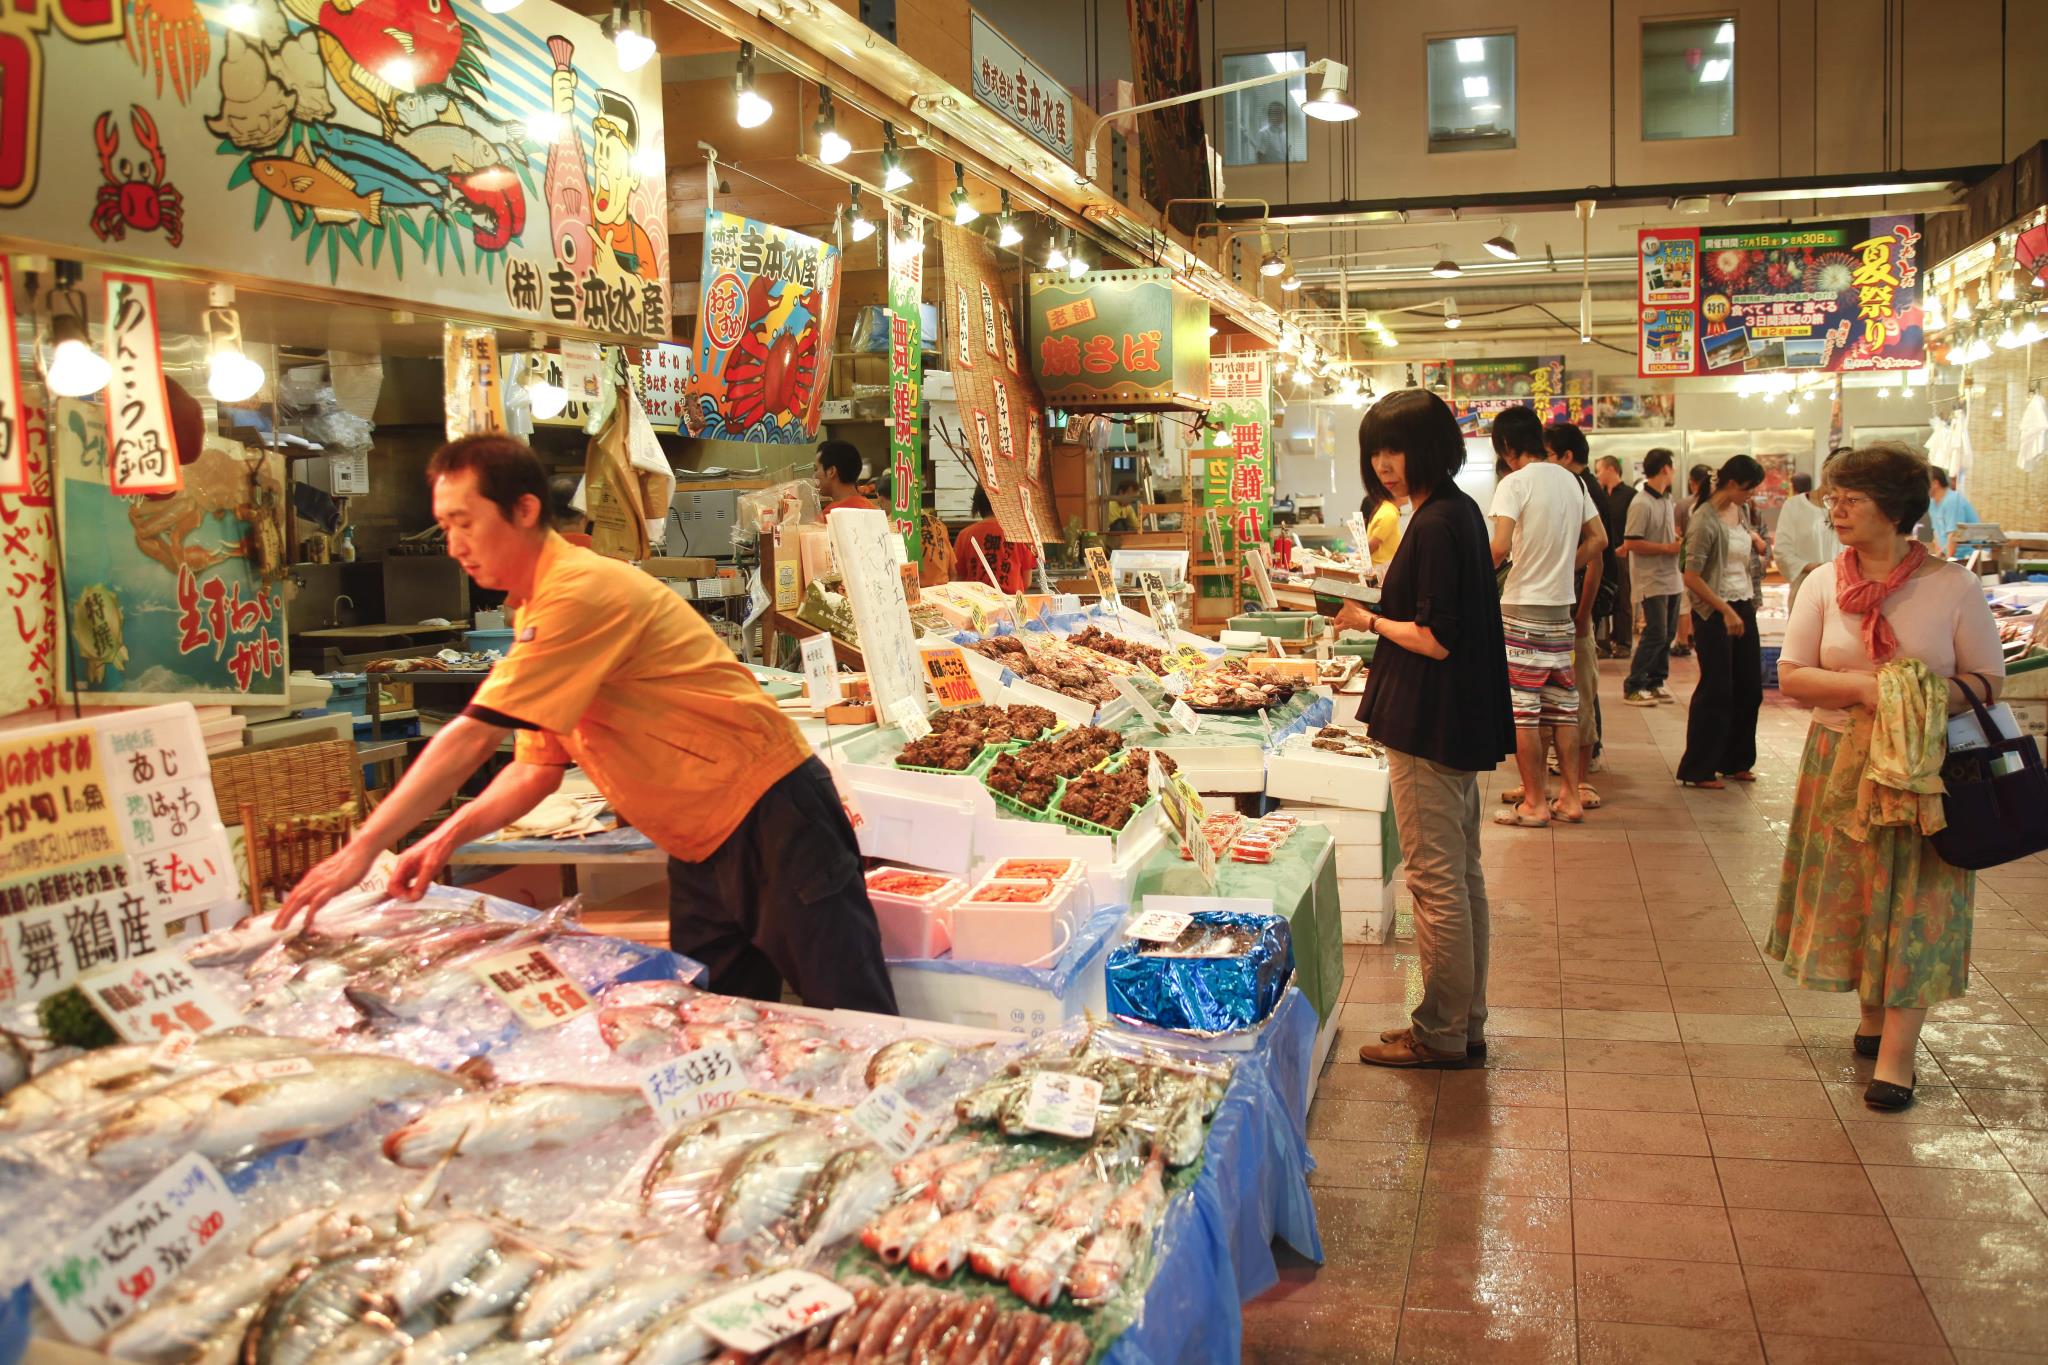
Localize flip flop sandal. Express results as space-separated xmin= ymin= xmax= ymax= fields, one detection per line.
xmin=1494 ymin=808 xmax=1551 ymax=828
xmin=1578 ymin=785 xmax=1604 ymax=809
xmin=1546 ymin=799 xmax=1585 ymax=824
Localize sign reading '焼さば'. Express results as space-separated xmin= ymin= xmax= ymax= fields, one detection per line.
xmin=0 ymin=0 xmax=668 ymax=342
xmin=682 ymin=211 xmax=842 ymax=444
xmin=1028 ymin=269 xmax=1211 ymax=411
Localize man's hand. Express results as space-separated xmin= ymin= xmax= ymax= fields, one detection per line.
xmin=389 ymin=834 xmax=455 ymax=903
xmin=275 ymin=841 xmax=380 ymax=932
xmin=1721 ymin=605 xmax=1745 ymax=638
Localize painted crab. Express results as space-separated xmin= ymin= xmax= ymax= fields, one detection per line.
xmin=92 ymin=106 xmax=184 ymax=247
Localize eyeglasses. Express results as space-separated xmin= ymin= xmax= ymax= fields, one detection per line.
xmin=1820 ymin=492 xmax=1873 ymax=512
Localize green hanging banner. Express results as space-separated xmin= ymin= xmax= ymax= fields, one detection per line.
xmin=886 ymin=206 xmax=925 ymax=563
xmin=1202 ymin=353 xmax=1272 ymax=606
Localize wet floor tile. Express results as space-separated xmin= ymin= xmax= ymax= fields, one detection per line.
xmin=1725 ymin=1207 xmax=1910 ymax=1273
xmin=1575 ymin=1254 xmax=1754 ymax=1329
xmin=1572 ymin=1198 xmax=1736 ymax=1261
xmin=1578 ymin=1321 xmax=1766 ymax=1365
xmin=1392 ymin=1308 xmax=1577 ymax=1364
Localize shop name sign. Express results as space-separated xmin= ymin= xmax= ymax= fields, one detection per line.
xmin=969 ymin=14 xmax=1075 ymax=161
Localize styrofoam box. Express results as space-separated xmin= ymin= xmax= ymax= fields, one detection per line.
xmin=1265 ymin=746 xmax=1391 ymax=810
xmin=864 ymin=868 xmax=965 ymax=959
xmin=1338 ymin=875 xmax=1397 ymax=916
xmin=1343 ymin=907 xmax=1397 ymax=946
xmin=951 ymin=896 xmax=1068 ymax=967
xmin=1336 ymin=839 xmax=1401 ymax=881
xmin=1279 ymin=802 xmax=1387 ymax=847
xmin=849 ymin=779 xmax=980 ymax=875
xmin=886 ymin=941 xmax=1112 ymax=1039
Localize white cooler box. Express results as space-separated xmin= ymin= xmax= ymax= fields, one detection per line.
xmin=1265 ymin=744 xmax=1391 ymax=810
xmin=887 ymin=931 xmax=1113 ymax=1039
xmin=1280 ymin=802 xmax=1401 ymax=882
xmin=1339 ymin=876 xmax=1398 ymax=945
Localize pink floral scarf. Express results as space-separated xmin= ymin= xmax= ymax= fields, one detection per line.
xmin=1834 ymin=541 xmax=1928 ymax=664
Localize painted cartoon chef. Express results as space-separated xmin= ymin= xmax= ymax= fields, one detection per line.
xmin=549 ymin=57 xmax=659 ymax=281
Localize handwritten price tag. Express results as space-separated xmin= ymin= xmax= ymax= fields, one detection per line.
xmin=888 ymin=697 xmax=933 ymax=741
xmin=800 ymin=634 xmax=842 ymax=714
xmin=1127 ymin=908 xmax=1193 ymax=943
xmin=34 ymin=1153 xmax=239 ymax=1343
xmin=467 ymin=947 xmax=591 ymax=1030
xmin=1084 ymin=546 xmax=1118 ymax=603
xmin=691 ymin=1269 xmax=854 ymax=1354
xmin=847 ymin=1086 xmax=943 ymax=1160
xmin=80 ymin=950 xmax=242 ymax=1044
xmin=640 ymin=1044 xmax=745 ymax=1127
xmin=1021 ymin=1071 xmax=1103 ymax=1138
xmin=1170 ymin=699 xmax=1201 ymax=734
xmin=922 ymin=648 xmax=983 ymax=708
xmin=1160 ymin=644 xmax=1209 ymax=677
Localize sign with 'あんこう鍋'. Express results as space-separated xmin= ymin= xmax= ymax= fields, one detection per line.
xmin=0 ymin=0 xmax=668 ymax=340
xmin=0 ymin=704 xmax=237 ymax=1009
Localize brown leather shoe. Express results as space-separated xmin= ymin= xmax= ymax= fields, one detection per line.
xmin=1359 ymin=1034 xmax=1471 ymax=1068
xmin=1379 ymin=1026 xmax=1486 ymax=1057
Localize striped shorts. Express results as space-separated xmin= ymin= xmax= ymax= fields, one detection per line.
xmin=1501 ymin=604 xmax=1578 ymax=729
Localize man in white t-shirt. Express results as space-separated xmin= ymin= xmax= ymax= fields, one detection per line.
xmin=1773 ymin=469 xmax=1839 ymax=610
xmin=1487 ymin=407 xmax=1606 ymax=827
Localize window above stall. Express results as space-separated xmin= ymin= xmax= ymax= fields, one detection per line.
xmin=1427 ymin=34 xmax=1516 ymax=153
xmin=1220 ymin=50 xmax=1309 ymax=167
xmin=1643 ymin=17 xmax=1736 ymax=141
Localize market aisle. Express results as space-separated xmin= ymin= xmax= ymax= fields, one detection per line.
xmin=1243 ymin=657 xmax=2048 ymax=1364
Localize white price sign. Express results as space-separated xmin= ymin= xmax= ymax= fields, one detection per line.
xmin=1126 ymin=908 xmax=1193 ymax=943
xmin=1170 ymin=698 xmax=1201 ymax=734
xmin=467 ymin=947 xmax=592 ymax=1029
xmin=847 ymin=1086 xmax=943 ymax=1160
xmin=889 ymin=697 xmax=933 ymax=741
xmin=1021 ymin=1071 xmax=1103 ymax=1138
xmin=800 ymin=633 xmax=842 ymax=714
xmin=79 ymin=950 xmax=242 ymax=1043
xmin=640 ymin=1044 xmax=745 ymax=1126
xmin=691 ymin=1269 xmax=854 ymax=1354
xmin=1110 ymin=675 xmax=1168 ymax=734
xmin=33 ymin=1154 xmax=239 ymax=1343
xmin=1160 ymin=671 xmax=1188 ymax=697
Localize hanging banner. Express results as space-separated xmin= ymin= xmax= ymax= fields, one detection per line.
xmin=1428 ymin=356 xmax=1576 ymax=435
xmin=886 ymin=206 xmax=924 ymax=563
xmin=1125 ymin=0 xmax=1210 ymax=229
xmin=0 ymin=0 xmax=668 ymax=341
xmin=940 ymin=223 xmax=1057 ymax=547
xmin=0 ymin=405 xmax=57 ymax=718
xmin=682 ymin=210 xmax=841 ymax=443
xmin=1028 ymin=268 xmax=1210 ymax=410
xmin=443 ymin=326 xmax=507 ymax=441
xmin=1202 ymin=354 xmax=1271 ymax=605
xmin=0 ymin=704 xmax=237 ymax=1009
xmin=101 ymin=275 xmax=180 ymax=496
xmin=1639 ymin=216 xmax=1925 ymax=377
xmin=56 ymin=402 xmax=288 ymax=706
xmin=0 ymin=259 xmax=27 ymax=495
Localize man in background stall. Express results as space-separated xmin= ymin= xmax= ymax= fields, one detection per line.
xmin=816 ymin=439 xmax=875 ymax=517
xmin=1927 ymin=466 xmax=1981 ymax=557
xmin=953 ymin=487 xmax=1038 ymax=593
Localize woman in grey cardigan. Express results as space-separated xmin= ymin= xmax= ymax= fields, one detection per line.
xmin=1676 ymin=456 xmax=1767 ymax=787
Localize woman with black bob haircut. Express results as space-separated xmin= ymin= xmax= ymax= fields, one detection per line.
xmin=1344 ymin=390 xmax=1517 ymax=1069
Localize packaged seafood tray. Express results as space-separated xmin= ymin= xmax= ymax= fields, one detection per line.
xmin=951 ymin=878 xmax=1079 ymax=967
xmin=981 ymin=856 xmax=1088 ymax=885
xmin=864 ymin=866 xmax=967 ymax=959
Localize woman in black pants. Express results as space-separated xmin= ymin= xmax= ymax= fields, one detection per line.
xmin=1677 ymin=455 xmax=1766 ymax=788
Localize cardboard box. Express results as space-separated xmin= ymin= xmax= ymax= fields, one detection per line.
xmin=639 ymin=556 xmax=719 ymax=580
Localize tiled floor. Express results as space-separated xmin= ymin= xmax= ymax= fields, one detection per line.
xmin=1243 ymin=655 xmax=2048 ymax=1364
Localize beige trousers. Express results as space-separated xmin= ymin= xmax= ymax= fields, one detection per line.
xmin=1387 ymin=749 xmax=1491 ymax=1053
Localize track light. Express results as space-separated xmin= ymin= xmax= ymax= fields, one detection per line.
xmin=950 ymin=163 xmax=979 ymax=226
xmin=814 ymin=87 xmax=849 ymax=164
xmin=997 ymin=191 xmax=1023 ymax=248
xmin=1999 ymin=268 xmax=2018 ymax=303
xmin=1443 ymin=297 xmax=1461 ymax=329
xmin=1259 ymin=250 xmax=1287 ymax=278
xmin=1430 ymin=254 xmax=1461 ymax=279
xmin=1482 ymin=222 xmax=1520 ymax=261
xmin=881 ymin=124 xmax=911 ymax=191
xmin=607 ymin=0 xmax=654 ymax=73
xmin=522 ymin=334 xmax=569 ymax=420
xmin=1212 ymin=425 xmax=1232 ymax=448
xmin=1280 ymin=269 xmax=1301 ymax=292
xmin=845 ymin=185 xmax=874 ymax=242
xmin=733 ymin=42 xmax=771 ymax=127
xmin=1302 ymin=61 xmax=1358 ymax=121
xmin=1954 ymin=288 xmax=1974 ymax=323
xmin=41 ymin=263 xmax=109 ymax=399
xmin=202 ymin=285 xmax=265 ymax=404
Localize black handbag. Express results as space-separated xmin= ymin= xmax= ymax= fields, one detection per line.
xmin=1931 ymin=674 xmax=2048 ymax=870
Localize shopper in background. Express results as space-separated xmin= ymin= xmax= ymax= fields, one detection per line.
xmin=952 ymin=487 xmax=1038 ymax=592
xmin=1773 ymin=467 xmax=1840 ymax=610
xmin=1621 ymin=448 xmax=1683 ymax=706
xmin=1739 ymin=483 xmax=1772 ymax=598
xmin=277 ymin=436 xmax=900 ymax=1015
xmin=1927 ymin=467 xmax=1981 ymax=556
xmin=815 ymin=439 xmax=875 ymax=517
xmin=1595 ymin=456 xmax=1636 ymax=658
xmin=1772 ymin=445 xmax=2004 ymax=1110
xmin=1339 ymin=390 xmax=1515 ymax=1067
xmin=1676 ymin=455 xmax=1767 ymax=788
xmin=1364 ymin=489 xmax=1404 ymax=566
xmin=1488 ymin=407 xmax=1605 ymax=827
xmin=1106 ymin=479 xmax=1143 ymax=533
xmin=1671 ymin=463 xmax=1713 ymax=657
xmin=546 ymin=473 xmax=594 ymax=549
xmin=1545 ymin=422 xmax=1612 ymax=804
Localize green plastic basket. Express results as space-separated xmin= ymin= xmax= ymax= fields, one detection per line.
xmin=1051 ymin=792 xmax=1159 ymax=841
xmin=985 ymin=771 xmax=1066 ymax=821
xmin=894 ymin=741 xmax=1009 ymax=779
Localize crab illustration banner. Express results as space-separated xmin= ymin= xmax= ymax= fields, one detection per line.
xmin=53 ymin=401 xmax=288 ymax=706
xmin=681 ymin=210 xmax=842 ymax=443
xmin=0 ymin=0 xmax=668 ymax=342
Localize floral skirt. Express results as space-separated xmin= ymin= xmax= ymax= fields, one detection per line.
xmin=1766 ymin=724 xmax=1974 ymax=1007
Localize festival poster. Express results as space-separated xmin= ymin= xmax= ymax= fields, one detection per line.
xmin=54 ymin=402 xmax=288 ymax=706
xmin=886 ymin=206 xmax=924 ymax=564
xmin=682 ymin=210 xmax=841 ymax=443
xmin=1639 ymin=228 xmax=1699 ymax=306
xmin=0 ymin=406 xmax=57 ymax=719
xmin=939 ymin=224 xmax=1057 ymax=546
xmin=1201 ymin=354 xmax=1271 ymax=607
xmin=0 ymin=0 xmax=667 ymax=341
xmin=1436 ymin=356 xmax=1570 ymax=435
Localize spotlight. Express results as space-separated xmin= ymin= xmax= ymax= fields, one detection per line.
xmin=950 ymin=163 xmax=979 ymax=226
xmin=1482 ymin=223 xmax=1519 ymax=260
xmin=1302 ymin=61 xmax=1358 ymax=121
xmin=1259 ymin=250 xmax=1287 ymax=278
xmin=40 ymin=263 xmax=109 ymax=399
xmin=1066 ymin=232 xmax=1088 ymax=278
xmin=1430 ymin=255 xmax=1461 ymax=279
xmin=1279 ymin=270 xmax=1302 ymax=292
xmin=734 ymin=42 xmax=772 ymax=127
xmin=1044 ymin=231 xmax=1067 ymax=272
xmin=814 ymin=87 xmax=849 ymax=164
xmin=1443 ymin=297 xmax=1461 ymax=329
xmin=881 ymin=123 xmax=910 ymax=191
xmin=845 ymin=185 xmax=874 ymax=242
xmin=607 ymin=0 xmax=655 ymax=73
xmin=996 ymin=191 xmax=1023 ymax=248
xmin=522 ymin=334 xmax=569 ymax=420
xmin=202 ymin=285 xmax=265 ymax=404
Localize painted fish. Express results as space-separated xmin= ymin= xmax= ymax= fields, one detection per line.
xmin=860 ymin=1192 xmax=942 ymax=1266
xmin=249 ymin=144 xmax=385 ymax=225
xmin=639 ymin=1106 xmax=798 ymax=1211
xmin=905 ymin=1209 xmax=981 ymax=1281
xmin=382 ymin=1084 xmax=650 ymax=1167
xmin=792 ymin=1146 xmax=895 ymax=1248
xmin=510 ymin=1248 xmax=624 ymax=1341
xmin=864 ymin=1039 xmax=954 ymax=1092
xmin=1007 ymin=1225 xmax=1089 ymax=1309
xmin=100 ymin=1254 xmax=293 ymax=1362
xmin=705 ymin=1128 xmax=830 ymax=1244
xmin=551 ymin=1273 xmax=705 ymax=1359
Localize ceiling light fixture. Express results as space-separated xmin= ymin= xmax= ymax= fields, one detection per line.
xmin=996 ymin=191 xmax=1022 ymax=247
xmin=1280 ymin=269 xmax=1301 ymax=292
xmin=733 ymin=41 xmax=772 ymax=127
xmin=1482 ymin=222 xmax=1519 ymax=260
xmin=1066 ymin=231 xmax=1088 ymax=279
xmin=1443 ymin=297 xmax=1461 ymax=329
xmin=950 ymin=163 xmax=979 ymax=226
xmin=845 ymin=185 xmax=874 ymax=242
xmin=1430 ymin=252 xmax=1461 ymax=278
xmin=606 ymin=0 xmax=655 ymax=73
xmin=880 ymin=123 xmax=910 ymax=191
xmin=1301 ymin=61 xmax=1358 ymax=121
xmin=1044 ymin=230 xmax=1067 ymax=272
xmin=1999 ymin=268 xmax=2019 ymax=302
xmin=40 ymin=262 xmax=110 ymax=399
xmin=1715 ymin=20 xmax=1734 ymax=44
xmin=814 ymin=87 xmax=849 ymax=164
xmin=202 ymin=284 xmax=265 ymax=404
xmin=1259 ymin=249 xmax=1287 ymax=277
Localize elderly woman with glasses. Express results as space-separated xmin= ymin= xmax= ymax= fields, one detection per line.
xmin=1771 ymin=446 xmax=2005 ymax=1111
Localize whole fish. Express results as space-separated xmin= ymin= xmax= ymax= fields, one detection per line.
xmin=100 ymin=1254 xmax=293 ymax=1361
xmin=374 ymin=1218 xmax=500 ymax=1320
xmin=598 ymin=979 xmax=704 ymax=1011
xmin=877 ymin=1290 xmax=945 ymax=1360
xmin=705 ymin=1128 xmax=830 ymax=1243
xmin=932 ymin=1151 xmax=999 ymax=1213
xmin=906 ymin=1209 xmax=981 ymax=1281
xmin=1066 ymin=1224 xmax=1140 ymax=1308
xmin=639 ymin=1106 xmax=798 ymax=1210
xmin=938 ymin=1299 xmax=1000 ymax=1365
xmin=860 ymin=1192 xmax=942 ymax=1266
xmin=511 ymin=1248 xmax=624 ymax=1341
xmin=397 ymin=1315 xmax=508 ymax=1365
xmin=677 ymin=995 xmax=759 ymax=1025
xmin=1017 ymin=1161 xmax=1092 ymax=1220
xmin=626 ymin=1302 xmax=718 ymax=1365
xmin=864 ymin=1039 xmax=954 ymax=1092
xmin=793 ymin=1146 xmax=895 ymax=1248
xmin=891 ymin=1138 xmax=982 ymax=1191
xmin=318 ymin=1321 xmax=407 ymax=1365
xmin=442 ymin=1246 xmax=547 ymax=1323
xmin=242 ymin=1255 xmax=384 ymax=1365
xmin=952 ymin=1076 xmax=1027 ymax=1127
xmin=0 ymin=1032 xmax=306 ymax=1136
xmin=1050 ymin=1179 xmax=1114 ymax=1232
xmin=967 ymin=1161 xmax=1042 ymax=1219
xmin=853 ymin=1286 xmax=929 ymax=1360
xmin=821 ymin=1285 xmax=886 ymax=1356
xmin=1104 ymin=1151 xmax=1167 ymax=1230
xmin=967 ymin=1209 xmax=1038 ymax=1280
xmin=383 ymin=1084 xmax=650 ymax=1167
xmin=1007 ymin=1225 xmax=1089 ymax=1309
xmin=248 ymin=1200 xmax=395 ymax=1259
xmin=764 ymin=1037 xmax=847 ymax=1088
xmin=85 ymin=1056 xmax=328 ymax=1171
xmin=1032 ymin=1321 xmax=1093 ymax=1365
xmin=677 ymin=1022 xmax=764 ymax=1062
xmin=551 ymin=1273 xmax=705 ymax=1359
xmin=598 ymin=1005 xmax=683 ymax=1060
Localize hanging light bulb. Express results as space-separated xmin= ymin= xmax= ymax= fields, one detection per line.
xmin=1443 ymin=297 xmax=1461 ymax=330
xmin=1998 ymin=268 xmax=2018 ymax=302
xmin=881 ymin=123 xmax=911 ymax=191
xmin=1578 ymin=280 xmax=1594 ymax=343
xmin=202 ymin=285 xmax=265 ymax=404
xmin=1954 ymin=287 xmax=1974 ymax=323
xmin=1066 ymin=231 xmax=1087 ymax=278
xmin=40 ymin=263 xmax=110 ymax=399
xmin=1044 ymin=230 xmax=1067 ymax=272
xmin=1875 ymin=386 xmax=1890 ymax=399
xmin=1785 ymin=395 xmax=1801 ymax=416
xmin=1259 ymin=249 xmax=1287 ymax=277
xmin=607 ymin=0 xmax=655 ymax=72
xmin=521 ymin=333 xmax=570 ymax=421
xmin=1482 ymin=222 xmax=1520 ymax=260
xmin=1923 ymin=290 xmax=1947 ymax=332
xmin=1430 ymin=253 xmax=1461 ymax=279
xmin=1999 ymin=313 xmax=2025 ymax=349
xmin=814 ymin=87 xmax=849 ymax=164
xmin=1212 ymin=424 xmax=1232 ymax=447
xmin=1280 ymin=269 xmax=1301 ymax=292
xmin=996 ymin=191 xmax=1022 ymax=248
xmin=845 ymin=184 xmax=874 ymax=242
xmin=950 ymin=163 xmax=979 ymax=226
xmin=733 ymin=41 xmax=772 ymax=127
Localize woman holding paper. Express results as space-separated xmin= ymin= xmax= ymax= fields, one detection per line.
xmin=1338 ymin=390 xmax=1515 ymax=1069
xmin=1772 ymin=445 xmax=2004 ymax=1111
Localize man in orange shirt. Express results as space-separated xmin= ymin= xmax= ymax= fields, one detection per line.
xmin=816 ymin=440 xmax=875 ymax=517
xmin=952 ymin=488 xmax=1038 ymax=593
xmin=279 ymin=436 xmax=896 ymax=1013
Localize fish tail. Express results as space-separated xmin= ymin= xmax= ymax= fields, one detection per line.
xmin=362 ymin=190 xmax=383 ymax=227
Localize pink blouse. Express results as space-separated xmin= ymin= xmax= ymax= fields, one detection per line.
xmin=1779 ymin=558 xmax=2005 ymax=732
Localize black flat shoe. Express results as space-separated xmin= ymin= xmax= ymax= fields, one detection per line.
xmin=1865 ymin=1074 xmax=1917 ymax=1111
xmin=1853 ymin=1033 xmax=1881 ymax=1058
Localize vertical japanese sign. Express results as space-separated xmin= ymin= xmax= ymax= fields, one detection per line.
xmin=939 ymin=224 xmax=1057 ymax=547
xmin=0 ymin=259 xmax=28 ymax=494
xmin=101 ymin=275 xmax=179 ymax=495
xmin=683 ymin=211 xmax=841 ymax=443
xmin=886 ymin=206 xmax=924 ymax=564
xmin=1203 ymin=354 xmax=1271 ymax=605
xmin=636 ymin=343 xmax=691 ymax=425
xmin=443 ymin=326 xmax=507 ymax=441
xmin=1 ymin=404 xmax=56 ymax=718
xmin=56 ymin=402 xmax=288 ymax=705
xmin=0 ymin=704 xmax=236 ymax=1008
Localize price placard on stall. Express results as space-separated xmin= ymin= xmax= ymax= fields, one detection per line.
xmin=33 ymin=1154 xmax=239 ymax=1343
xmin=467 ymin=946 xmax=591 ymax=1030
xmin=1126 ymin=907 xmax=1194 ymax=943
xmin=888 ymin=697 xmax=933 ymax=741
xmin=692 ymin=1269 xmax=855 ymax=1355
xmin=1246 ymin=545 xmax=1278 ymax=610
xmin=799 ymin=633 xmax=842 ymax=714
xmin=921 ymin=647 xmax=983 ymax=709
xmin=80 ymin=949 xmax=242 ymax=1043
xmin=1084 ymin=546 xmax=1118 ymax=603
xmin=1170 ymin=698 xmax=1202 ymax=734
xmin=1160 ymin=644 xmax=1209 ymax=679
xmin=1021 ymin=1070 xmax=1103 ymax=1138
xmin=640 ymin=1044 xmax=745 ymax=1126
xmin=1137 ymin=570 xmax=1178 ymax=634
xmin=1109 ymin=675 xmax=1169 ymax=734
xmin=847 ymin=1085 xmax=943 ymax=1160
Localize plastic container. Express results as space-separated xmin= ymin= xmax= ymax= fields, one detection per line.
xmin=950 ymin=877 xmax=1076 ymax=965
xmin=864 ymin=866 xmax=965 ymax=959
xmin=464 ymin=628 xmax=517 ymax=654
xmin=895 ymin=742 xmax=1006 ymax=779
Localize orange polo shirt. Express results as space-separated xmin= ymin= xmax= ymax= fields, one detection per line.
xmin=467 ymin=533 xmax=809 ymax=862
xmin=824 ymin=492 xmax=876 ymax=517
